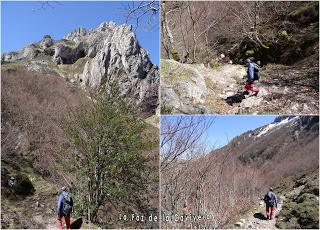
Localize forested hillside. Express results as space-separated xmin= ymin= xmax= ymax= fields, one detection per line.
xmin=161 ymin=1 xmax=319 ymax=114
xmin=160 ymin=116 xmax=319 ymax=228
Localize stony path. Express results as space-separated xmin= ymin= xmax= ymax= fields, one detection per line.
xmin=161 ymin=59 xmax=318 ymax=114
xmin=234 ymin=195 xmax=285 ymax=229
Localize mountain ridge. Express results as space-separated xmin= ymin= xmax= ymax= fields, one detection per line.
xmin=2 ymin=21 xmax=159 ymax=116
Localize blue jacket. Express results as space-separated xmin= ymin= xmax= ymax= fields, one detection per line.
xmin=247 ymin=63 xmax=254 ymax=81
xmin=57 ymin=191 xmax=69 ymax=215
xmin=265 ymin=191 xmax=278 ymax=205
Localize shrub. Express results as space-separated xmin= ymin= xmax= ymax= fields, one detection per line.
xmin=245 ymin=49 xmax=254 ymax=57
xmin=170 ymin=48 xmax=180 ymax=62
xmin=61 ymin=82 xmax=152 ymax=224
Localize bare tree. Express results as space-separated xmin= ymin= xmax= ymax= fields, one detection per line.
xmin=160 ymin=116 xmax=215 ymax=171
xmin=123 ymin=0 xmax=159 ymax=30
xmin=32 ymin=1 xmax=62 ymax=11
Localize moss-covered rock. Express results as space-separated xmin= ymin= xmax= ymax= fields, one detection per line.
xmin=169 ymin=48 xmax=180 ymax=62
xmin=161 ymin=105 xmax=173 ymax=114
xmin=210 ymin=58 xmax=221 ymax=68
xmin=245 ymin=49 xmax=254 ymax=56
xmin=280 ymin=30 xmax=290 ymax=40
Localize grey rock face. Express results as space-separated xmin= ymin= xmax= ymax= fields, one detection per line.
xmin=78 ymin=21 xmax=159 ymax=113
xmin=2 ymin=21 xmax=159 ymax=114
xmin=53 ymin=42 xmax=86 ymax=64
xmin=2 ymin=52 xmax=19 ymax=62
xmin=64 ymin=26 xmax=88 ymax=43
xmin=19 ymin=46 xmax=39 ymax=60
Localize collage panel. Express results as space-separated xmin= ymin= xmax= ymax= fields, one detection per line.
xmin=1 ymin=0 xmax=319 ymax=230
xmin=160 ymin=1 xmax=319 ymax=115
xmin=1 ymin=1 xmax=160 ymax=229
xmin=160 ymin=115 xmax=319 ymax=229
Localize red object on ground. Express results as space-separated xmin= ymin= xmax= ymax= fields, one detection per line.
xmin=57 ymin=215 xmax=71 ymax=230
xmin=245 ymin=82 xmax=259 ymax=94
xmin=266 ymin=206 xmax=276 ymax=220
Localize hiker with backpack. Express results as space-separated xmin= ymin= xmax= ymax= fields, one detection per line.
xmin=263 ymin=187 xmax=278 ymax=220
xmin=244 ymin=58 xmax=259 ymax=95
xmin=56 ymin=186 xmax=73 ymax=230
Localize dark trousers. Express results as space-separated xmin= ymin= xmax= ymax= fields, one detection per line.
xmin=57 ymin=215 xmax=71 ymax=229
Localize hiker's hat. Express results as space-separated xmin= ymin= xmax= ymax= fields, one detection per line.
xmin=269 ymin=187 xmax=273 ymax=191
xmin=61 ymin=186 xmax=67 ymax=191
xmin=246 ymin=58 xmax=251 ymax=63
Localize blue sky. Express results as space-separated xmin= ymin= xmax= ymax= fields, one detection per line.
xmin=161 ymin=115 xmax=276 ymax=151
xmin=1 ymin=1 xmax=159 ymax=65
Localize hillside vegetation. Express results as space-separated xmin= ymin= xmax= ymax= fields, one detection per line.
xmin=160 ymin=116 xmax=319 ymax=229
xmin=161 ymin=1 xmax=319 ymax=114
xmin=1 ymin=21 xmax=160 ymax=229
xmin=1 ymin=68 xmax=159 ymax=229
xmin=275 ymin=172 xmax=319 ymax=229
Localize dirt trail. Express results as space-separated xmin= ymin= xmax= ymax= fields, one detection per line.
xmin=161 ymin=59 xmax=318 ymax=114
xmin=234 ymin=195 xmax=285 ymax=229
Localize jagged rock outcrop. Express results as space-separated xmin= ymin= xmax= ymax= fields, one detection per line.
xmin=53 ymin=42 xmax=86 ymax=64
xmin=39 ymin=35 xmax=53 ymax=49
xmin=1 ymin=21 xmax=159 ymax=114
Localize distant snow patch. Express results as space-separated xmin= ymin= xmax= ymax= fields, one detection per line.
xmin=257 ymin=116 xmax=299 ymax=137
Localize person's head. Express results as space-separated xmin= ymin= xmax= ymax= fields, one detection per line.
xmin=245 ymin=58 xmax=251 ymax=66
xmin=61 ymin=186 xmax=67 ymax=192
xmin=269 ymin=187 xmax=273 ymax=192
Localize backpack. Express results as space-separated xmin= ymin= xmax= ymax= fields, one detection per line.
xmin=62 ymin=193 xmax=73 ymax=216
xmin=253 ymin=63 xmax=260 ymax=81
xmin=264 ymin=192 xmax=275 ymax=207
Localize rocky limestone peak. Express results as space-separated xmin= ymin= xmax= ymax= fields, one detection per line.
xmin=1 ymin=21 xmax=159 ymax=115
xmin=64 ymin=26 xmax=88 ymax=42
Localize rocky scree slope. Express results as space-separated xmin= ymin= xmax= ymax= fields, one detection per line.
xmin=2 ymin=21 xmax=159 ymax=115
